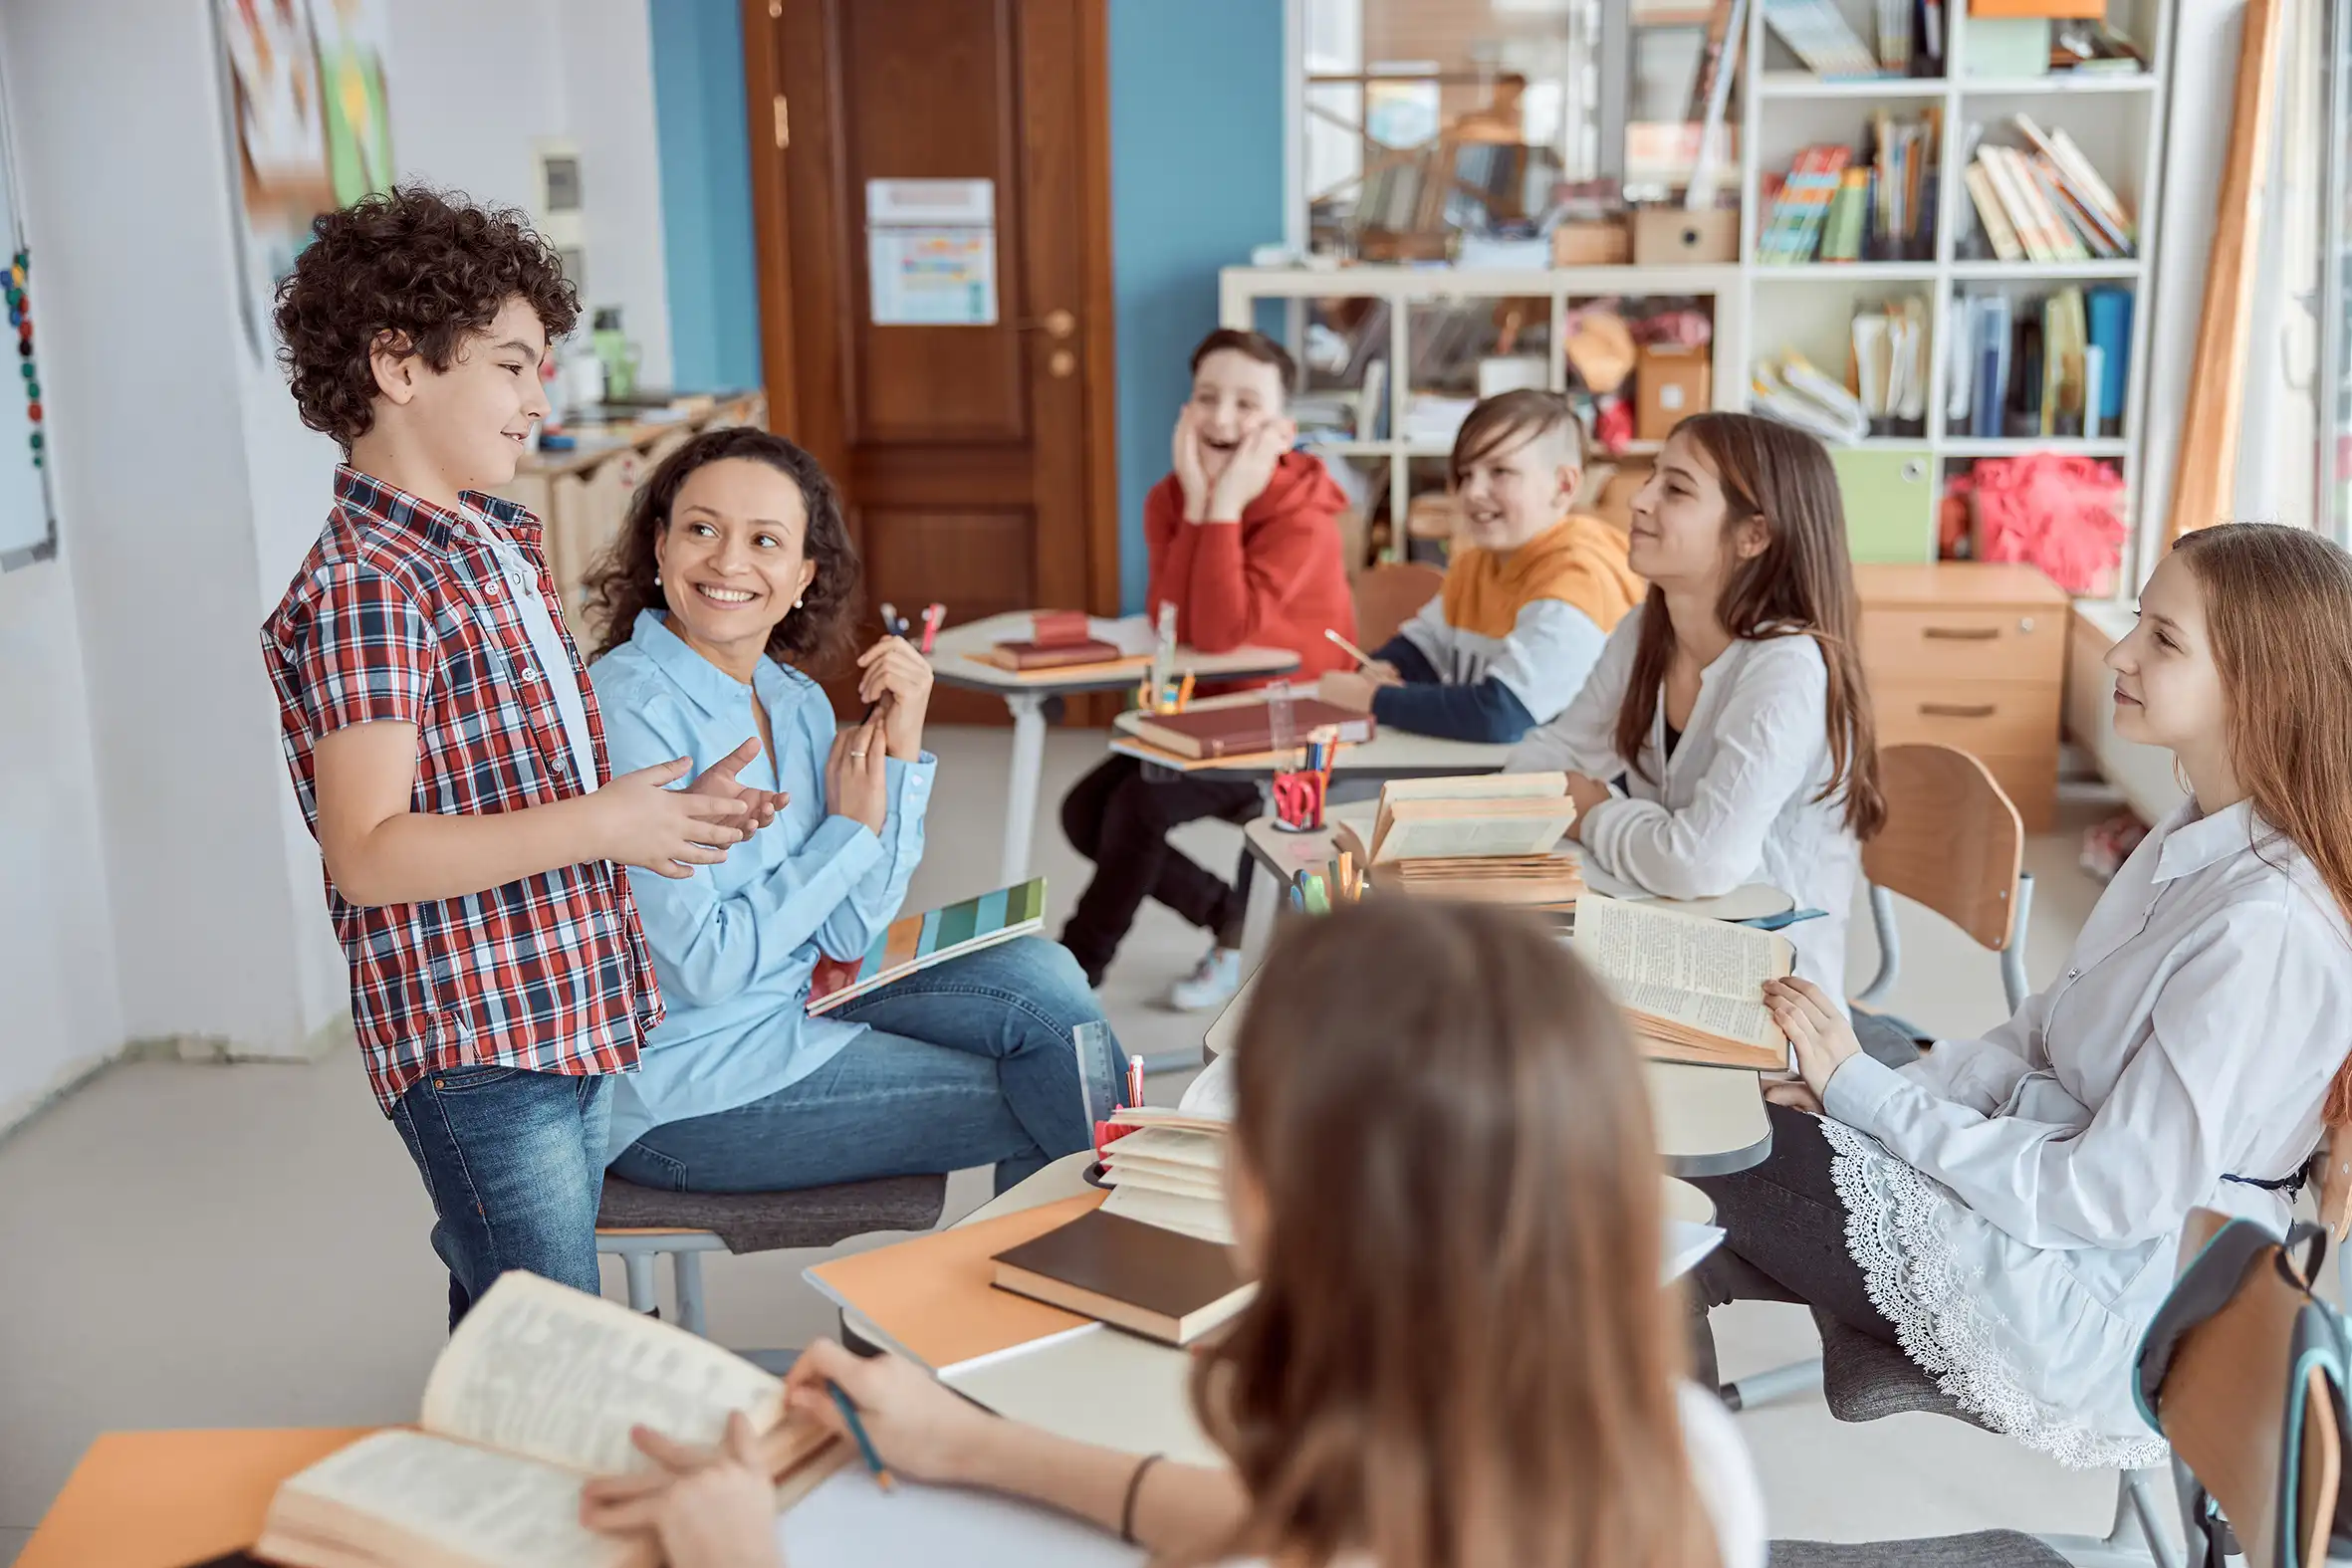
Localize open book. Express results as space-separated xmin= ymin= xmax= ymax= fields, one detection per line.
xmin=1097 ymin=1107 xmax=1234 ymax=1246
xmin=254 ymin=1273 xmax=841 ymax=1568
xmin=1329 ymin=774 xmax=1582 ymax=905
xmin=1574 ymin=894 xmax=1793 ymax=1071
xmin=809 ymin=877 xmax=1047 ymax=1015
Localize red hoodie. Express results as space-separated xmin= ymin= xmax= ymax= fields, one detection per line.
xmin=1142 ymin=450 xmax=1358 ymax=687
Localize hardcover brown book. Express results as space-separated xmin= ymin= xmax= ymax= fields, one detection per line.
xmin=252 ymin=1273 xmax=841 ymax=1568
xmin=992 ymin=1208 xmax=1256 ymax=1346
xmin=979 ymin=637 xmax=1132 ymax=672
xmin=1126 ymin=699 xmax=1374 ymax=761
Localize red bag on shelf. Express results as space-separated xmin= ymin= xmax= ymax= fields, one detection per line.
xmin=1949 ymin=453 xmax=2126 ymax=596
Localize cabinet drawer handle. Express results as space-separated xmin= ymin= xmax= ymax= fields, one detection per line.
xmin=1920 ymin=702 xmax=1997 ymax=719
xmin=1921 ymin=626 xmax=2000 ymax=641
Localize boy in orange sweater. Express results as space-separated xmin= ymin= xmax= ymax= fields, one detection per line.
xmin=1059 ymin=330 xmax=1354 ymax=1009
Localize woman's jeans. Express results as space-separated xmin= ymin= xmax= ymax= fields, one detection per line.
xmin=608 ymin=936 xmax=1118 ymax=1199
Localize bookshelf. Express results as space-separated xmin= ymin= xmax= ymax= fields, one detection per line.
xmin=1226 ymin=0 xmax=2175 ymax=571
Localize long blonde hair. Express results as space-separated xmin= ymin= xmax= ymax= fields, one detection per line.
xmin=1189 ymin=901 xmax=1715 ymax=1568
xmin=2173 ymin=524 xmax=2352 ymax=1123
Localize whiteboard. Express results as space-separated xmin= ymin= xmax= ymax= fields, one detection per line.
xmin=0 ymin=61 xmax=52 ymax=566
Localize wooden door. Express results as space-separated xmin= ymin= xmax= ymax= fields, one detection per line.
xmin=745 ymin=0 xmax=1120 ymax=722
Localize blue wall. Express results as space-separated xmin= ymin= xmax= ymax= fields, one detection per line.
xmin=1107 ymin=0 xmax=1287 ymax=611
xmin=649 ymin=0 xmax=763 ymax=393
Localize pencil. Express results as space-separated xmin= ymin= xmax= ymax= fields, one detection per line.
xmin=827 ymin=1382 xmax=895 ymax=1493
xmin=1324 ymin=627 xmax=1376 ymax=668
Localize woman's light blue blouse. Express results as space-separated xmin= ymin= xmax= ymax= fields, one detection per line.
xmin=589 ymin=608 xmax=934 ymax=1159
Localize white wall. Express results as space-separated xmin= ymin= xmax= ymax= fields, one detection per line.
xmin=384 ymin=0 xmax=675 ymax=388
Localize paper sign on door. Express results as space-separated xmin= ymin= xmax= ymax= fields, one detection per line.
xmin=866 ymin=178 xmax=998 ymax=327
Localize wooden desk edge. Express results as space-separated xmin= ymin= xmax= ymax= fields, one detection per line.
xmin=21 ymin=1427 xmax=377 ymax=1568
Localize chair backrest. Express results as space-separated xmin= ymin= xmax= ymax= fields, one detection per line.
xmin=1351 ymin=561 xmax=1445 ymax=651
xmin=1863 ymin=745 xmax=2025 ymax=952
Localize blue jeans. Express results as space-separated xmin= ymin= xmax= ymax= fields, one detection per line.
xmin=389 ymin=1064 xmax=612 ymax=1329
xmin=607 ymin=937 xmax=1115 ymax=1197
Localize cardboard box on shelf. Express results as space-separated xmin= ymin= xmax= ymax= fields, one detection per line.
xmin=1635 ymin=343 xmax=1712 ymax=442
xmin=1552 ymin=220 xmax=1632 ymax=266
xmin=1632 ymin=207 xmax=1739 ymax=265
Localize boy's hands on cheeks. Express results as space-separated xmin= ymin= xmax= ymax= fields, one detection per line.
xmin=593 ymin=758 xmax=756 ymax=878
xmin=854 ymin=637 xmax=934 ymax=762
xmin=825 ymin=719 xmax=889 ymax=835
xmin=782 ymin=1337 xmax=997 ymax=1484
xmin=1205 ymin=419 xmax=1295 ymax=522
xmin=1172 ymin=404 xmax=1212 ymax=521
xmin=580 ymin=1411 xmax=782 ymax=1568
xmin=1765 ymin=977 xmax=1861 ymax=1100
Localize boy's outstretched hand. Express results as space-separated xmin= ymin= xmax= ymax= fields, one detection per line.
xmin=593 ymin=758 xmax=754 ymax=878
xmin=686 ymin=735 xmax=788 ymax=833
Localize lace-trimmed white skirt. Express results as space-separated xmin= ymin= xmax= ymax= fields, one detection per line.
xmin=1818 ymin=1119 xmax=2173 ymax=1471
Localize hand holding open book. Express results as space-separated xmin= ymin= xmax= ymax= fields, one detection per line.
xmin=1574 ymin=894 xmax=1794 ymax=1071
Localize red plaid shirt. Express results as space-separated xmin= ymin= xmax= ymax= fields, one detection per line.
xmin=261 ymin=466 xmax=661 ymax=1111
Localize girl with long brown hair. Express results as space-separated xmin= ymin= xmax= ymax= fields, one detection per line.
xmin=584 ymin=900 xmax=1766 ymax=1568
xmin=1508 ymin=413 xmax=1888 ymax=1049
xmin=1696 ymin=523 xmax=2352 ymax=1470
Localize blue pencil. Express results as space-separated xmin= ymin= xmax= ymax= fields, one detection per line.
xmin=827 ymin=1382 xmax=895 ymax=1493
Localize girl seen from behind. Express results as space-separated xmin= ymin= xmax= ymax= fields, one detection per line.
xmin=1509 ymin=411 xmax=1890 ymax=1051
xmin=585 ymin=900 xmax=1764 ymax=1568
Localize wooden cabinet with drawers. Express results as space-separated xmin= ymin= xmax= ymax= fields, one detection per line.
xmin=1853 ymin=562 xmax=2069 ymax=831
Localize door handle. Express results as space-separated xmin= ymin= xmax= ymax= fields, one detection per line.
xmin=1921 ymin=626 xmax=2000 ymax=641
xmin=1920 ymin=702 xmax=1997 ymax=719
xmin=1015 ymin=309 xmax=1077 ymax=338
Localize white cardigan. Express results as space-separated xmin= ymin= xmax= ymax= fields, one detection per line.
xmin=1506 ymin=606 xmax=1863 ymax=1002
xmin=1821 ymin=797 xmax=2352 ymax=1467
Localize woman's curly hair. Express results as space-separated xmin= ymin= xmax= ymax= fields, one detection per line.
xmin=274 ymin=184 xmax=579 ymax=450
xmin=582 ymin=426 xmax=862 ymax=675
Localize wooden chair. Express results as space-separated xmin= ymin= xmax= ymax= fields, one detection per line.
xmin=1350 ymin=561 xmax=1444 ymax=652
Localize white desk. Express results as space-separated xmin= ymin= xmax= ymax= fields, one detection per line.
xmin=1199 ymin=969 xmax=1773 ymax=1179
xmin=1108 ymin=706 xmax=1512 ymax=784
xmin=844 ymin=1151 xmax=1717 ymax=1467
xmin=927 ymin=612 xmax=1298 ymax=884
xmin=1241 ymin=813 xmax=1797 ymax=925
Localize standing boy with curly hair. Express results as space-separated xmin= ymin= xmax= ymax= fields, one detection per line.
xmin=260 ymin=186 xmax=772 ymax=1326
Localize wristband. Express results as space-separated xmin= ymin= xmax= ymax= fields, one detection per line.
xmin=1119 ymin=1452 xmax=1165 ymax=1545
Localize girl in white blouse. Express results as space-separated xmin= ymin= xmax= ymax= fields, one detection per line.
xmin=1697 ymin=523 xmax=2352 ymax=1469
xmin=1508 ymin=413 xmax=1886 ymax=1012
xmin=582 ymin=901 xmax=1767 ymax=1568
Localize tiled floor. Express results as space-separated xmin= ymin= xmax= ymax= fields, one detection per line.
xmin=0 ymin=725 xmax=2164 ymax=1559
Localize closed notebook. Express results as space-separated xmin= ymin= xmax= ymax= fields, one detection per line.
xmin=979 ymin=638 xmax=1132 ymax=672
xmin=1126 ymin=699 xmax=1373 ymax=761
xmin=992 ymin=1209 xmax=1255 ymax=1347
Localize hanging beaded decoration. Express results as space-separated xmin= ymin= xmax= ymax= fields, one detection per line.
xmin=8 ymin=247 xmax=34 ymax=473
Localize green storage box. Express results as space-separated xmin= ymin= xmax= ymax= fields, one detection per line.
xmin=1834 ymin=447 xmax=1937 ymax=563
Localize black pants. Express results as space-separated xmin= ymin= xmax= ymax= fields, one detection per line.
xmin=1686 ymin=1102 xmax=1903 ymax=1390
xmin=1058 ymin=755 xmax=1261 ymax=986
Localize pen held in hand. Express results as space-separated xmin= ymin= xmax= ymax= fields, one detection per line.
xmin=1323 ymin=627 xmax=1376 ymax=670
xmin=827 ymin=1382 xmax=895 ymax=1493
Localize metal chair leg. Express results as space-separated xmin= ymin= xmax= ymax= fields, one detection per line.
xmin=1720 ymin=1357 xmax=1823 ymax=1412
xmin=673 ymin=1249 xmax=708 ymax=1338
xmin=2030 ymin=1466 xmax=2180 ymax=1568
xmin=621 ymin=1249 xmax=659 ymax=1315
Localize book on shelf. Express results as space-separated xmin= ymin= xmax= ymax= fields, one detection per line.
xmin=1125 ymin=697 xmax=1374 ymax=762
xmin=1850 ymin=296 xmax=1930 ymax=433
xmin=1750 ymin=351 xmax=1869 ymax=445
xmin=1574 ymin=894 xmax=1793 ymax=1071
xmin=992 ymin=1207 xmax=1256 ymax=1348
xmin=1757 ymin=145 xmax=1850 ymax=264
xmin=253 ymin=1273 xmax=841 ymax=1568
xmin=1949 ymin=286 xmax=2118 ymax=442
xmin=808 ymin=878 xmax=1049 ymax=1015
xmin=1962 ymin=122 xmax=2135 ymax=265
xmin=1762 ymin=0 xmax=1882 ymax=78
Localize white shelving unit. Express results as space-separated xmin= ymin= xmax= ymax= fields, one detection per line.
xmin=1737 ymin=0 xmax=2175 ymax=560
xmin=1225 ymin=0 xmax=2174 ymax=565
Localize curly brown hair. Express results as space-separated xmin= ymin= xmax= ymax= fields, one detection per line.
xmin=274 ymin=184 xmax=579 ymax=450
xmin=582 ymin=426 xmax=862 ymax=674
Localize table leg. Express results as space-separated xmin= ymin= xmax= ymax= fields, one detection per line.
xmin=1000 ymin=691 xmax=1049 ymax=886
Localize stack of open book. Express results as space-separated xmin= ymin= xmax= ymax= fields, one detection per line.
xmin=1329 ymin=772 xmax=1583 ymax=906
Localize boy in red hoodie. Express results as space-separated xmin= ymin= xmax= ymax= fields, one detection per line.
xmin=1059 ymin=329 xmax=1355 ymax=1009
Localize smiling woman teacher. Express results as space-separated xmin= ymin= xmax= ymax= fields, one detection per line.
xmin=579 ymin=426 xmax=1113 ymax=1196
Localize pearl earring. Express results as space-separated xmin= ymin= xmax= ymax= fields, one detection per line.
xmin=794 ymin=596 xmax=804 ymax=609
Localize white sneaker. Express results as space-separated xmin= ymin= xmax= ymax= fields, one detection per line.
xmin=1165 ymin=947 xmax=1244 ymax=1012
